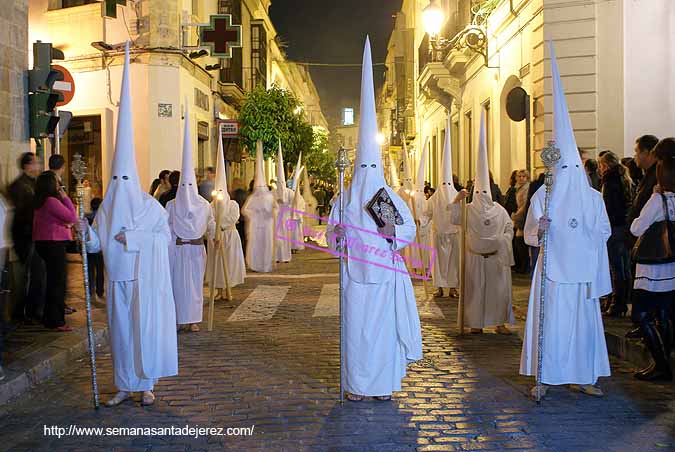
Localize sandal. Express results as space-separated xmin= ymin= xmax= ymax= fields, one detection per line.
xmin=53 ymin=325 xmax=73 ymax=332
xmin=374 ymin=395 xmax=391 ymax=401
xmin=345 ymin=393 xmax=364 ymax=402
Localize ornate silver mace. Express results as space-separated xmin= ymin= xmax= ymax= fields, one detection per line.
xmin=535 ymin=140 xmax=560 ymax=403
xmin=71 ymin=154 xmax=100 ymax=409
xmin=335 ymin=146 xmax=350 ymax=403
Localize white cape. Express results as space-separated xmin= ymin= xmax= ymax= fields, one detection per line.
xmin=206 ymin=199 xmax=246 ymax=288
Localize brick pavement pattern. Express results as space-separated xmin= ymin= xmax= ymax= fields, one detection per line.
xmin=1 ymin=249 xmax=674 ymax=452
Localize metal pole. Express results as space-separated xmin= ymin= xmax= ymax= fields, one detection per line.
xmin=335 ymin=147 xmax=350 ymax=403
xmin=458 ymin=198 xmax=467 ymax=335
xmin=71 ymin=154 xmax=100 ymax=409
xmin=535 ymin=141 xmax=560 ymax=403
xmin=54 ymin=107 xmax=61 ymax=155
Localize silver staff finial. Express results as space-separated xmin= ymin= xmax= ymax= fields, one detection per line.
xmin=72 ymin=153 xmax=87 ymax=183
xmin=541 ymin=140 xmax=561 ymax=169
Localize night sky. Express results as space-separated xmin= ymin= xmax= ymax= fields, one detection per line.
xmin=269 ymin=0 xmax=403 ymax=128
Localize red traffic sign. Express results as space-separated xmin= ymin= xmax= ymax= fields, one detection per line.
xmin=51 ymin=64 xmax=75 ymax=107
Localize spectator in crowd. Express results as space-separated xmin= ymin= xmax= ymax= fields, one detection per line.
xmin=626 ymin=134 xmax=660 ymax=338
xmin=503 ymin=170 xmax=519 ymax=217
xmin=151 ymin=170 xmax=171 ymax=199
xmin=511 ymin=170 xmax=531 ymax=274
xmin=585 ymin=158 xmax=602 ymax=191
xmin=629 ymin=137 xmax=675 ymax=381
xmin=524 ymin=171 xmax=545 ymax=270
xmin=159 ymin=170 xmax=180 ymax=207
xmin=7 ymin=152 xmax=45 ymax=323
xmin=231 ymin=178 xmax=249 ymax=256
xmin=198 ymin=166 xmax=216 ymax=202
xmin=48 ymin=154 xmax=66 ymax=186
xmin=32 ymin=171 xmax=78 ymax=332
xmin=314 ymin=184 xmax=326 ymax=224
xmin=599 ymin=151 xmax=633 ymax=317
xmin=622 ymin=156 xmax=643 ymax=193
xmin=0 ymin=191 xmax=12 ymax=381
xmin=85 ymin=197 xmax=105 ymax=305
xmin=452 ymin=174 xmax=464 ymax=191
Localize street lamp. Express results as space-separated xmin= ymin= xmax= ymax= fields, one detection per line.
xmin=422 ymin=0 xmax=445 ymax=38
xmin=376 ymin=132 xmax=385 ymax=146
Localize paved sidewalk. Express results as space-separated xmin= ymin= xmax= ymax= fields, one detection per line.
xmin=0 ymin=248 xmax=672 ymax=452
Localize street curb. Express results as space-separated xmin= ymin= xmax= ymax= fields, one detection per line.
xmin=0 ymin=323 xmax=109 ymax=406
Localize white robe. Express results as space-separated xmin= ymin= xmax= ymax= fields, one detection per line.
xmin=290 ymin=195 xmax=306 ymax=250
xmin=520 ymin=189 xmax=611 ymax=385
xmin=166 ymin=200 xmax=215 ymax=325
xmin=327 ymin=190 xmax=423 ymax=396
xmin=461 ymin=203 xmax=515 ymax=328
xmin=242 ymin=191 xmax=277 ymax=273
xmin=86 ymin=197 xmax=178 ymax=391
xmin=410 ymin=193 xmax=432 ymax=270
xmin=303 ymin=192 xmax=319 ymax=229
xmin=205 ymin=199 xmax=246 ymax=288
xmin=425 ymin=193 xmax=460 ymax=289
xmin=275 ymin=188 xmax=293 ymax=262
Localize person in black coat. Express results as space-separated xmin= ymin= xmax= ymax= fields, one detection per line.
xmin=231 ymin=178 xmax=250 ymax=256
xmin=7 ymin=152 xmax=45 ymax=323
xmin=599 ymin=151 xmax=633 ymax=317
xmin=158 ymin=170 xmax=180 ymax=208
xmin=626 ymin=134 xmax=660 ymax=336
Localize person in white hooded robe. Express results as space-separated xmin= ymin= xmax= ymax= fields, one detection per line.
xmin=166 ymin=103 xmax=215 ymax=333
xmin=519 ymin=42 xmax=611 ymax=398
xmin=410 ymin=141 xmax=432 ymax=272
xmin=274 ymin=140 xmax=293 ymax=263
xmin=205 ymin=133 xmax=246 ymax=298
xmin=425 ymin=115 xmax=463 ymax=298
xmin=327 ymin=37 xmax=423 ymax=401
xmin=456 ymin=111 xmax=514 ymax=335
xmin=81 ymin=43 xmax=178 ymax=407
xmin=290 ymin=165 xmax=306 ymax=251
xmin=289 ymin=154 xmax=306 ymax=252
xmin=302 ymin=169 xmax=319 ymax=231
xmin=242 ymin=142 xmax=277 ymax=273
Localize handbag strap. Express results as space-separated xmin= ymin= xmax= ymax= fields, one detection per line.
xmin=661 ymin=193 xmax=675 ymax=253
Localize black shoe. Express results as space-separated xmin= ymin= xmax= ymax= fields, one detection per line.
xmin=635 ymin=315 xmax=673 ymax=382
xmin=625 ymin=327 xmax=642 ymax=339
xmin=635 ymin=365 xmax=673 ymax=381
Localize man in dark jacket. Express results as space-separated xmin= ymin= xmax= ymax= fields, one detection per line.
xmin=626 ymin=134 xmax=659 ymax=334
xmin=7 ymin=152 xmax=45 ymax=322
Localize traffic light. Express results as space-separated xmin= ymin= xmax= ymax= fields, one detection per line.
xmin=102 ymin=0 xmax=127 ymax=19
xmin=28 ymin=41 xmax=65 ymax=143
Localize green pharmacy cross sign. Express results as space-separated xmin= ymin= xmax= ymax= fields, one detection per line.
xmin=199 ymin=15 xmax=242 ymax=58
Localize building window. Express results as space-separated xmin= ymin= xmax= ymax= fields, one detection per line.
xmin=218 ymin=0 xmax=243 ymax=88
xmin=343 ymin=108 xmax=354 ymax=126
xmin=251 ymin=22 xmax=267 ymax=88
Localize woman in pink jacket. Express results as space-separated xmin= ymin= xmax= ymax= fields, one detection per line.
xmin=33 ymin=171 xmax=78 ymax=331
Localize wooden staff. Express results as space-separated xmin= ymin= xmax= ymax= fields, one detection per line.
xmin=409 ymin=192 xmax=430 ymax=301
xmin=458 ymin=198 xmax=467 ymax=335
xmin=71 ymin=154 xmax=100 ymax=409
xmin=208 ymin=193 xmax=233 ymax=332
xmin=335 ymin=146 xmax=350 ymax=403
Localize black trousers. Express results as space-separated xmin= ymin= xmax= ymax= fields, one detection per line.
xmin=11 ymin=236 xmax=46 ymax=321
xmin=87 ymin=252 xmax=105 ymax=298
xmin=512 ymin=235 xmax=530 ymax=273
xmin=35 ymin=241 xmax=68 ymax=329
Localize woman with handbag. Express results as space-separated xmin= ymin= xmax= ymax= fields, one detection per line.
xmin=33 ymin=171 xmax=78 ymax=332
xmin=630 ymin=137 xmax=675 ymax=381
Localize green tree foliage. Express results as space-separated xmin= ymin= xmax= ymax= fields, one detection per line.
xmin=239 ymin=84 xmax=333 ymax=183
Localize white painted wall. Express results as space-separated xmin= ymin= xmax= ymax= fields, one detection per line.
xmin=623 ymin=0 xmax=675 ymax=154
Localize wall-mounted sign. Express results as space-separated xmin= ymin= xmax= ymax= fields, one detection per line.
xmin=158 ymin=103 xmax=173 ymax=118
xmin=199 ymin=15 xmax=243 ymax=58
xmin=219 ymin=120 xmax=239 ymax=137
xmin=194 ymin=88 xmax=209 ymax=111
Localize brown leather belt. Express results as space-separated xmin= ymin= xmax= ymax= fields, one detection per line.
xmin=176 ymin=238 xmax=204 ymax=246
xmin=480 ymin=251 xmax=497 ymax=258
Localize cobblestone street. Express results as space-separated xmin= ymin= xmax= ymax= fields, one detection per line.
xmin=1 ymin=248 xmax=674 ymax=452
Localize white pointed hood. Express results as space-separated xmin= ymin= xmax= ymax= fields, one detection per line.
xmin=401 ymin=140 xmax=413 ymax=191
xmin=213 ymin=132 xmax=229 ymax=202
xmin=173 ymin=101 xmax=211 ymax=239
xmin=291 ymin=165 xmax=305 ymax=209
xmin=388 ymin=153 xmax=400 ymax=188
xmin=470 ymin=109 xmax=498 ymax=216
xmin=439 ymin=114 xmax=458 ymax=204
xmin=302 ymin=166 xmax=318 ymax=205
xmin=253 ymin=140 xmax=267 ymax=191
xmin=291 ymin=152 xmax=302 ymax=190
xmin=276 ymin=139 xmax=287 ymax=197
xmin=545 ymin=41 xmax=599 ymax=284
xmin=341 ymin=36 xmax=411 ymax=284
xmin=415 ymin=139 xmax=428 ymax=193
xmin=100 ymin=41 xmax=144 ymax=232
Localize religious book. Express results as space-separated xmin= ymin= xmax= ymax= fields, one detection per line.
xmin=366 ymin=187 xmax=404 ymax=228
